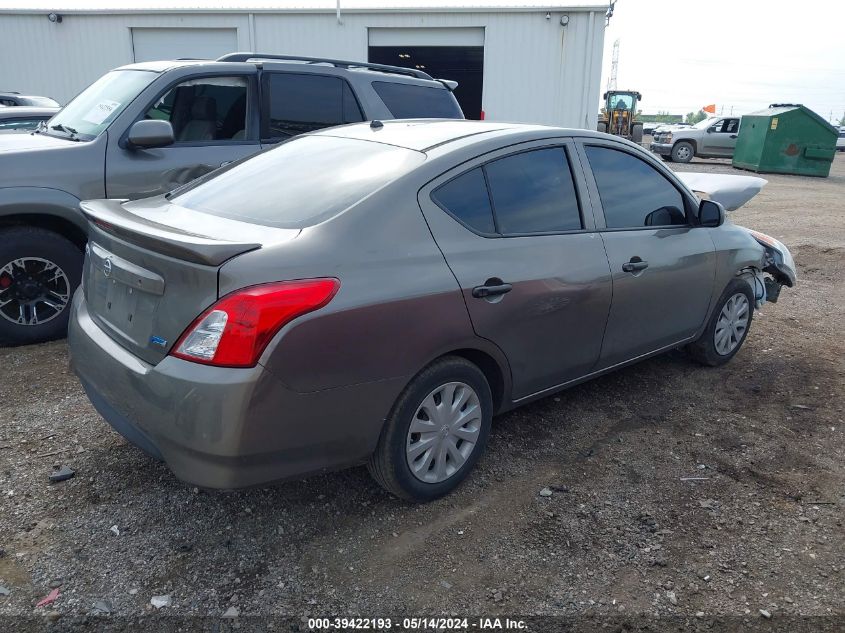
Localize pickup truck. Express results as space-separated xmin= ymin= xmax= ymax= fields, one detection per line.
xmin=0 ymin=53 xmax=463 ymax=345
xmin=651 ymin=117 xmax=741 ymax=163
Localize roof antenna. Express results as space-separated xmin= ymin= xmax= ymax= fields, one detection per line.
xmin=370 ymin=120 xmax=384 ymax=130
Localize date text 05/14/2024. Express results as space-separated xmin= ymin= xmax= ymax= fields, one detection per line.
xmin=308 ymin=617 xmax=528 ymax=630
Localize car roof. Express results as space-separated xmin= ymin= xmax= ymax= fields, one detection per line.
xmin=0 ymin=92 xmax=55 ymax=99
xmin=113 ymin=58 xmax=448 ymax=87
xmin=313 ymin=119 xmax=581 ymax=152
xmin=0 ymin=106 xmax=59 ymax=118
xmin=114 ymin=60 xmax=213 ymax=73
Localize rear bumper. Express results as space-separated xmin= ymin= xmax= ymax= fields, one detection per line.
xmin=68 ymin=290 xmax=401 ymax=489
xmin=650 ymin=142 xmax=672 ymax=156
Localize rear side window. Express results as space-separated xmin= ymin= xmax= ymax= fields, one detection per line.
xmin=431 ymin=147 xmax=582 ymax=236
xmin=262 ymin=73 xmax=363 ymax=140
xmin=585 ymin=146 xmax=687 ymax=228
xmin=485 ymin=148 xmax=582 ymax=234
xmin=372 ymin=81 xmax=463 ymax=119
xmin=431 ymin=168 xmax=495 ymax=234
xmin=171 ymin=136 xmax=425 ymax=229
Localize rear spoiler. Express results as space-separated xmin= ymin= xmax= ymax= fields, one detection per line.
xmin=80 ymin=199 xmax=261 ymax=266
xmin=437 ymin=79 xmax=459 ymax=91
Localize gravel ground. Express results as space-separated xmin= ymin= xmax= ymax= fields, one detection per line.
xmin=1 ymin=153 xmax=844 ymax=631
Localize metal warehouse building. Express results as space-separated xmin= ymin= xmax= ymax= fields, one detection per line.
xmin=0 ymin=1 xmax=608 ymax=128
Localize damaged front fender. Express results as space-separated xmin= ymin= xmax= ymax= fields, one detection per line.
xmin=740 ymin=228 xmax=797 ymax=290
xmin=734 ymin=227 xmax=797 ymax=305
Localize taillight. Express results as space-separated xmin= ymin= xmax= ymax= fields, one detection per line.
xmin=170 ymin=278 xmax=339 ymax=368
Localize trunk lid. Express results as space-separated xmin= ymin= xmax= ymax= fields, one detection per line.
xmin=80 ymin=196 xmax=299 ymax=364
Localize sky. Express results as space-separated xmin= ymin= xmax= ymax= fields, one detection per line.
xmin=599 ymin=0 xmax=845 ymax=123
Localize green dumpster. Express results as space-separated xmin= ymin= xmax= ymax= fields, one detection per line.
xmin=733 ymin=104 xmax=837 ymax=177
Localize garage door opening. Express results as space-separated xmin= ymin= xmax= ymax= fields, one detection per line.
xmin=368 ymin=29 xmax=484 ymax=120
xmin=369 ymin=46 xmax=484 ymax=120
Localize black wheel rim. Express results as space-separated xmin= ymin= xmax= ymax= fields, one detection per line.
xmin=0 ymin=257 xmax=71 ymax=326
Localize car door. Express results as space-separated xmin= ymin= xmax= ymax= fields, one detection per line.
xmin=258 ymin=70 xmax=364 ymax=148
xmin=105 ymin=73 xmax=261 ymax=199
xmin=418 ymin=140 xmax=613 ymax=401
xmin=701 ymin=118 xmax=740 ymax=156
xmin=577 ymin=140 xmax=716 ymax=369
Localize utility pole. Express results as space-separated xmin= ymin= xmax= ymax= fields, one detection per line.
xmin=607 ymin=39 xmax=619 ymax=92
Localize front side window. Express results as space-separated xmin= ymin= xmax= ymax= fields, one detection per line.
xmin=372 ymin=81 xmax=463 ymax=119
xmin=144 ymin=76 xmax=249 ymax=142
xmin=585 ymin=146 xmax=687 ymax=229
xmin=46 ymin=70 xmax=157 ymax=140
xmin=262 ymin=73 xmax=363 ymax=140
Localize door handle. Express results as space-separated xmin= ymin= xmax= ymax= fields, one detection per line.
xmin=472 ymin=281 xmax=513 ymax=298
xmin=729 ymin=135 xmax=738 ymax=139
xmin=622 ymin=259 xmax=649 ymax=273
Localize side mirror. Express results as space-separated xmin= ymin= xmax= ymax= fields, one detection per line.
xmin=127 ymin=120 xmax=174 ymax=149
xmin=699 ymin=199 xmax=725 ymax=227
xmin=706 ymin=126 xmax=715 ymax=133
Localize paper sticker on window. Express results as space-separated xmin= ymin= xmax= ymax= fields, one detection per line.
xmin=770 ymin=117 xmax=778 ymax=130
xmin=82 ymin=100 xmax=121 ymax=125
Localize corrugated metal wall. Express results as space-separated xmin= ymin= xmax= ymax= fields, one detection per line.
xmin=0 ymin=9 xmax=604 ymax=128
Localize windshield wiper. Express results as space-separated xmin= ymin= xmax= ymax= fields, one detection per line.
xmin=49 ymin=123 xmax=81 ymax=140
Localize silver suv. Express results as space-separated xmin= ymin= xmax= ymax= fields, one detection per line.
xmin=0 ymin=53 xmax=463 ymax=345
xmin=651 ymin=117 xmax=741 ymax=163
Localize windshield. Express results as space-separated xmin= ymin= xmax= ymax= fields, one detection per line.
xmin=45 ymin=70 xmax=157 ymax=140
xmin=694 ymin=117 xmax=718 ymax=130
xmin=608 ymin=94 xmax=634 ymax=110
xmin=171 ymin=135 xmax=426 ymax=229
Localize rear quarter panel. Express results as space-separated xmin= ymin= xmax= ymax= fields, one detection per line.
xmin=217 ymin=175 xmax=488 ymax=394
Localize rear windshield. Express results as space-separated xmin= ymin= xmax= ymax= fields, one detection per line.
xmin=372 ymin=81 xmax=463 ymax=119
xmin=171 ymin=135 xmax=425 ymax=228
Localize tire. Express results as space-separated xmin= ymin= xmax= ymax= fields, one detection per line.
xmin=597 ymin=121 xmax=608 ymax=134
xmin=687 ymin=278 xmax=754 ymax=367
xmin=632 ymin=123 xmax=643 ymax=144
xmin=671 ymin=141 xmax=695 ymax=163
xmin=368 ymin=356 xmax=493 ymax=502
xmin=0 ymin=226 xmax=83 ymax=346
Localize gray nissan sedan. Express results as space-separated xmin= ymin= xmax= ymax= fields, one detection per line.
xmin=69 ymin=120 xmax=796 ymax=501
